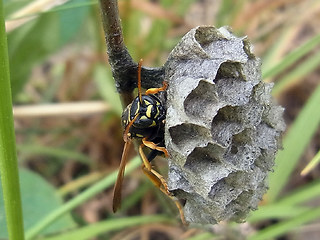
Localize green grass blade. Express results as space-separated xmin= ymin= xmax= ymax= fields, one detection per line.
xmin=272 ymin=51 xmax=320 ymax=97
xmin=41 ymin=215 xmax=173 ymax=240
xmin=262 ymin=33 xmax=320 ymax=79
xmin=250 ymin=180 xmax=320 ymax=222
xmin=267 ymin=83 xmax=320 ymax=203
xmin=248 ymin=205 xmax=310 ymax=223
xmin=185 ymin=232 xmax=217 ymax=240
xmin=94 ymin=64 xmax=122 ymax=115
xmin=0 ymin=1 xmax=25 ymax=239
xmin=25 ymin=156 xmax=141 ymax=240
xmin=261 ymin=29 xmax=290 ymax=74
xmin=17 ymin=144 xmax=91 ymax=164
xmin=120 ymin=181 xmax=150 ymax=212
xmin=248 ymin=206 xmax=320 ymax=240
xmin=276 ymin=179 xmax=320 ymax=206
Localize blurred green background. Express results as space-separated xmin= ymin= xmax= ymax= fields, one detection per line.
xmin=1 ymin=0 xmax=320 ymax=239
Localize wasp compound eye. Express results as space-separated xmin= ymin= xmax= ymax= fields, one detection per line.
xmin=164 ymin=26 xmax=286 ymax=224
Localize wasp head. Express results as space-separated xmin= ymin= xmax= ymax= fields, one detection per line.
xmin=121 ymin=94 xmax=166 ymax=139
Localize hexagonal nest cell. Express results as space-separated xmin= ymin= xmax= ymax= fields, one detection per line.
xmin=164 ymin=26 xmax=286 ymax=224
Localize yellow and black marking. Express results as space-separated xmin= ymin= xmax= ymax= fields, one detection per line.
xmin=121 ymin=94 xmax=166 ymax=139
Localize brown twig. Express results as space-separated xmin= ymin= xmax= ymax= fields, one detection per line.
xmin=98 ymin=0 xmax=164 ymax=107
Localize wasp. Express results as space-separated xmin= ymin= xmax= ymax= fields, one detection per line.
xmin=112 ymin=59 xmax=185 ymax=224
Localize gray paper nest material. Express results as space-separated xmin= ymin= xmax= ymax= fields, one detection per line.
xmin=164 ymin=26 xmax=285 ymax=224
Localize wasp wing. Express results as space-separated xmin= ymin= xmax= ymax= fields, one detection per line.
xmin=112 ymin=140 xmax=132 ymax=213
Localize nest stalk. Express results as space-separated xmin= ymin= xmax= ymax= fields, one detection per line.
xmin=98 ymin=0 xmax=164 ymax=107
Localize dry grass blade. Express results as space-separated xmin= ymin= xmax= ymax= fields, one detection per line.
xmin=13 ymin=101 xmax=111 ymax=118
xmin=5 ymin=0 xmax=69 ymax=32
xmin=301 ymin=150 xmax=320 ymax=176
xmin=127 ymin=0 xmax=184 ymax=25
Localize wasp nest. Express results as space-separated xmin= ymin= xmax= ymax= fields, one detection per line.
xmin=164 ymin=26 xmax=286 ymax=224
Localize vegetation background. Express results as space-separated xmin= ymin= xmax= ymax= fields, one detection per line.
xmin=1 ymin=0 xmax=320 ymax=239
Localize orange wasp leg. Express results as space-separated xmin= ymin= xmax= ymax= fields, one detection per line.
xmin=145 ymin=81 xmax=168 ymax=95
xmin=138 ymin=140 xmax=187 ymax=225
xmin=141 ymin=138 xmax=169 ymax=158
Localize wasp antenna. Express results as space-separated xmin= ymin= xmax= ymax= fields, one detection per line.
xmin=137 ymin=59 xmax=143 ymax=104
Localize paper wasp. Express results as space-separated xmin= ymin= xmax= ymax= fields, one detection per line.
xmin=112 ymin=59 xmax=185 ymax=224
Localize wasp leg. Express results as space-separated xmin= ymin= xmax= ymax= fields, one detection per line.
xmin=141 ymin=138 xmax=169 ymax=158
xmin=139 ymin=143 xmax=187 ymax=225
xmin=139 ymin=143 xmax=169 ymax=194
xmin=141 ymin=164 xmax=167 ymax=193
xmin=141 ymin=164 xmax=187 ymax=225
xmin=145 ymin=81 xmax=168 ymax=95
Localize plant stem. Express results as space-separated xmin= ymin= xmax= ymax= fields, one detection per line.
xmin=98 ymin=0 xmax=164 ymax=106
xmin=0 ymin=1 xmax=25 ymax=239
